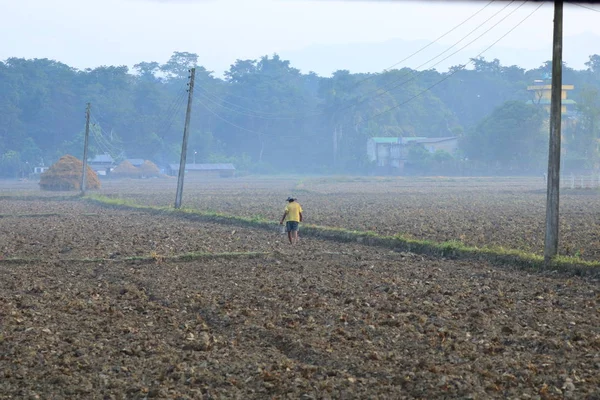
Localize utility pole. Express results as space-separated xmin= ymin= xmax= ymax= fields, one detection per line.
xmin=174 ymin=68 xmax=196 ymax=209
xmin=544 ymin=0 xmax=563 ymax=264
xmin=81 ymin=103 xmax=91 ymax=195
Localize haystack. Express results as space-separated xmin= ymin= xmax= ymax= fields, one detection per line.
xmin=39 ymin=155 xmax=101 ymax=191
xmin=111 ymin=160 xmax=140 ymax=179
xmin=138 ymin=160 xmax=160 ymax=178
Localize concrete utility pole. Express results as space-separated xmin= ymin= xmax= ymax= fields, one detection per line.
xmin=544 ymin=0 xmax=563 ymax=263
xmin=81 ymin=103 xmax=91 ymax=195
xmin=174 ymin=68 xmax=196 ymax=209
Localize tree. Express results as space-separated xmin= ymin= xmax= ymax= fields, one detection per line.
xmin=0 ymin=150 xmax=22 ymax=178
xmin=160 ymin=52 xmax=198 ymax=80
xmin=585 ymin=54 xmax=600 ymax=74
xmin=4 ymin=51 xmax=600 ymax=176
xmin=566 ymin=86 xmax=600 ymax=168
xmin=464 ymin=100 xmax=546 ymax=172
xmin=217 ymin=54 xmax=315 ymax=169
xmin=133 ymin=61 xmax=161 ymax=82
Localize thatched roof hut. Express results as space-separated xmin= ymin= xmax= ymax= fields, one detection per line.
xmin=39 ymin=155 xmax=101 ymax=191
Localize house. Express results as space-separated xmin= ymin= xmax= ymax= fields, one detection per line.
xmin=126 ymin=159 xmax=145 ymax=168
xmin=413 ymin=137 xmax=459 ymax=155
xmin=367 ymin=137 xmax=458 ymax=173
xmin=526 ymin=78 xmax=576 ymax=114
xmin=88 ymin=153 xmax=115 ymax=176
xmin=167 ymin=163 xmax=236 ymax=178
xmin=33 ymin=166 xmax=49 ymax=174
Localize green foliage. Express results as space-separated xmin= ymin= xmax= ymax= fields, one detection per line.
xmin=406 ymin=143 xmax=432 ymax=172
xmin=0 ymin=150 xmax=22 ymax=178
xmin=2 ymin=53 xmax=600 ymax=176
xmin=463 ymin=100 xmax=547 ymax=172
xmin=566 ymin=85 xmax=600 ymax=170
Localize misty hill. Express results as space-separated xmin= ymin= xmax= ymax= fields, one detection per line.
xmin=280 ymin=32 xmax=600 ymax=76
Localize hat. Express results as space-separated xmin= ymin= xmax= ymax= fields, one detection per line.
xmin=286 ymin=197 xmax=295 ymax=202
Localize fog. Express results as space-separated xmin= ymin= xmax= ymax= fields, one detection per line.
xmin=1 ymin=1 xmax=599 ymax=178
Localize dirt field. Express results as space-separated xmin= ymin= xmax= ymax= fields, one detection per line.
xmin=1 ymin=180 xmax=599 ymax=399
xmin=88 ymin=175 xmax=600 ymax=260
xmin=5 ymin=175 xmax=600 ymax=259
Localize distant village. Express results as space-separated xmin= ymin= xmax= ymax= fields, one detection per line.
xmin=33 ymin=154 xmax=236 ymax=180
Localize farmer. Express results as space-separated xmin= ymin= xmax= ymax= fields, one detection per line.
xmin=280 ymin=197 xmax=303 ymax=245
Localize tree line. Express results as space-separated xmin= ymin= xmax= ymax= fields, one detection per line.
xmin=1 ymin=51 xmax=600 ymax=177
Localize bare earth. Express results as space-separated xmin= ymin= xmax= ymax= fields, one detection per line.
xmin=0 ymin=177 xmax=599 ymax=399
xmin=92 ymin=176 xmax=600 ymax=260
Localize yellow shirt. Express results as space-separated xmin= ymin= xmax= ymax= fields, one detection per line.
xmin=284 ymin=202 xmax=303 ymax=222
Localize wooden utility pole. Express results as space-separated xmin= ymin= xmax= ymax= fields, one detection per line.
xmin=81 ymin=103 xmax=91 ymax=195
xmin=174 ymin=68 xmax=196 ymax=209
xmin=544 ymin=0 xmax=563 ymax=263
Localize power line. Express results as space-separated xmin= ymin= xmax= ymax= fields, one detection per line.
xmin=153 ymin=80 xmax=190 ymax=137
xmin=197 ymin=1 xmax=519 ymax=123
xmin=196 ymin=97 xmax=264 ymax=135
xmin=204 ymin=1 xmax=513 ymax=122
xmin=186 ymin=1 xmax=511 ymax=123
xmin=572 ymin=3 xmax=600 ymax=12
xmin=196 ymin=80 xmax=328 ymax=119
xmin=90 ymin=114 xmax=122 ymax=151
xmin=89 ymin=114 xmax=124 ymax=157
xmin=364 ymin=1 xmax=544 ymax=123
xmin=352 ymin=0 xmax=495 ymax=88
xmin=326 ymin=0 xmax=524 ymax=118
xmin=196 ymin=96 xmax=299 ymax=138
xmin=196 ymin=88 xmax=306 ymax=120
xmin=156 ymin=90 xmax=188 ymax=138
xmin=87 ymin=82 xmax=188 ymax=147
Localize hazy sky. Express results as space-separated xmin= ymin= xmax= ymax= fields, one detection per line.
xmin=1 ymin=0 xmax=599 ymax=76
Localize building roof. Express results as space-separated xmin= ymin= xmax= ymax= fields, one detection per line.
xmin=89 ymin=165 xmax=110 ymax=171
xmin=412 ymin=137 xmax=457 ymax=144
xmin=126 ymin=158 xmax=145 ymax=167
xmin=89 ymin=153 xmax=114 ymax=164
xmin=169 ymin=163 xmax=236 ymax=171
xmin=369 ymin=137 xmax=428 ymax=144
xmin=369 ymin=137 xmax=456 ymax=145
xmin=370 ymin=137 xmax=400 ymax=144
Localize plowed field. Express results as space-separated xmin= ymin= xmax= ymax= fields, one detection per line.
xmin=92 ymin=176 xmax=600 ymax=260
xmin=1 ymin=192 xmax=599 ymax=399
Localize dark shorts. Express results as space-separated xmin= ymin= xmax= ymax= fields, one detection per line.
xmin=286 ymin=221 xmax=299 ymax=232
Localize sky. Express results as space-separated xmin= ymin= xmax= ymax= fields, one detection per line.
xmin=1 ymin=0 xmax=599 ymax=77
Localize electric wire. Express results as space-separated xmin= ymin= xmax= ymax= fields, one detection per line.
xmin=196 ymin=82 xmax=324 ymax=118
xmin=155 ymin=90 xmax=188 ymax=138
xmin=572 ymin=3 xmax=600 ymax=12
xmin=195 ymin=97 xmax=264 ymax=136
xmin=89 ymin=114 xmax=122 ymax=153
xmin=195 ymin=94 xmax=299 ymax=139
xmin=194 ymin=0 xmax=496 ymax=117
xmin=196 ymin=87 xmax=305 ymax=120
xmin=351 ymin=0 xmax=495 ymax=88
xmin=363 ymin=1 xmax=544 ymax=123
xmin=89 ymin=113 xmax=125 ymax=159
xmin=331 ymin=0 xmax=525 ymax=118
xmin=194 ymin=0 xmax=520 ymax=121
xmin=154 ymin=80 xmax=190 ymax=137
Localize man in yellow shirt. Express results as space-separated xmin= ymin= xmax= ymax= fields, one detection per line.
xmin=280 ymin=197 xmax=303 ymax=245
